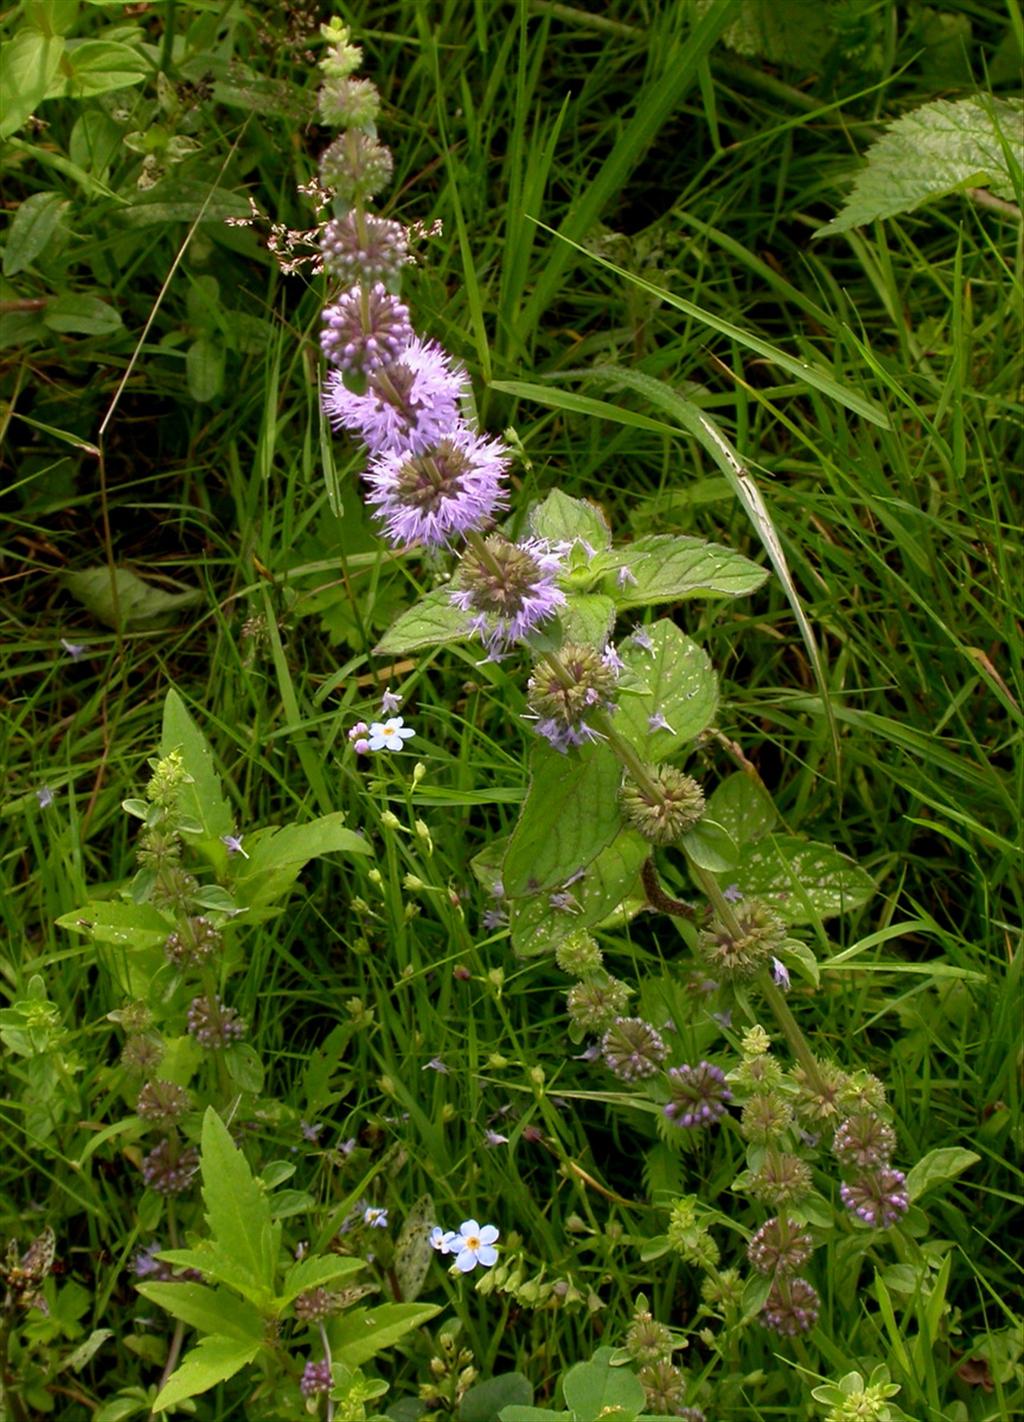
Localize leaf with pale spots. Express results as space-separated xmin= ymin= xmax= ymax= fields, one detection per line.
xmin=705 ymin=770 xmax=777 ymax=845
xmin=503 ymin=742 xmax=624 ymax=898
xmin=596 ymin=533 xmax=767 ymax=608
xmin=616 ymin=618 xmax=718 ymax=761
xmin=528 ymin=489 xmax=612 ymax=550
xmin=717 ymin=835 xmax=874 ymax=923
xmin=557 ymin=593 xmax=616 ymax=647
xmin=509 ymin=830 xmax=647 ymax=957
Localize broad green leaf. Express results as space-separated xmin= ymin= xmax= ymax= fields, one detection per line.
xmin=152 ymin=1335 xmax=261 ymax=1412
xmin=509 ymin=830 xmax=647 ymax=958
xmin=134 ymin=1283 xmax=263 ymax=1343
xmin=905 ymin=1148 xmax=980 ymax=1202
xmin=375 ymin=587 xmax=473 ymax=655
xmin=558 ymin=594 xmax=616 ymax=647
xmin=699 ymin=0 xmax=832 ymax=69
xmin=64 ymin=39 xmax=150 ymax=97
xmin=528 ymin=490 xmax=611 ymax=551
xmin=681 ymin=818 xmax=739 ymax=873
xmin=775 ymin=936 xmax=820 ymax=988
xmin=161 ymin=689 xmax=233 ymax=843
xmin=42 ymin=293 xmax=122 ymax=335
xmin=720 ymin=835 xmax=874 ymax=923
xmin=68 ymin=108 xmax=122 ymax=176
xmin=0 ymin=30 xmax=65 ymax=140
xmin=562 ymin=1351 xmax=645 ymax=1422
xmin=616 ymin=619 xmax=718 ymax=761
xmin=393 ymin=1194 xmax=438 ymax=1304
xmin=705 ymin=772 xmax=777 ymax=846
xmin=223 ymin=1043 xmax=264 ymax=1094
xmin=65 ymin=566 xmax=201 ymax=630
xmin=503 ymin=742 xmax=623 ymax=898
xmin=187 ymin=336 xmax=225 ymax=403
xmin=329 ymin=1302 xmax=441 ymax=1367
xmin=500 ymin=1411 xmax=569 ymax=1422
xmin=461 ymin=1374 xmax=533 ymax=1422
xmin=277 ymin=1254 xmax=364 ymax=1310
xmin=598 ymin=534 xmax=767 ymax=608
xmin=817 ymin=97 xmax=1024 ymax=236
xmin=154 ymin=1245 xmax=275 ymax=1303
xmin=199 ymin=1107 xmax=276 ymax=1298
xmin=122 ymin=182 xmax=252 ymax=227
xmin=55 ymin=900 xmax=172 ymax=948
xmin=3 ymin=191 xmax=68 ymax=276
xmin=230 ymin=813 xmax=370 ymax=915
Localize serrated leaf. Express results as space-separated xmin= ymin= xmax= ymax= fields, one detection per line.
xmin=817 ymin=96 xmax=1024 ymax=236
xmin=905 ymin=1147 xmax=980 ymax=1202
xmin=503 ymin=742 xmax=623 ymax=898
xmin=161 ymin=689 xmax=233 ymax=843
xmin=152 ymin=1334 xmax=261 ymax=1412
xmin=705 ymin=771 xmax=777 ymax=846
xmin=374 ymin=587 xmax=473 ymax=655
xmin=528 ymin=489 xmax=611 ymax=550
xmin=600 ymin=534 xmax=767 ymax=608
xmin=230 ymin=813 xmax=370 ymax=915
xmin=135 ymin=1283 xmax=263 ymax=1342
xmin=721 ymin=835 xmax=874 ymax=923
xmin=65 ymin=39 xmax=150 ymax=97
xmin=329 ymin=1302 xmax=441 ymax=1368
xmin=43 ymin=293 xmax=122 ymax=335
xmin=3 ymin=192 xmax=68 ymax=277
xmin=616 ymin=619 xmax=718 ymax=761
xmin=199 ymin=1107 xmax=276 ymax=1300
xmin=509 ymin=830 xmax=647 ymax=957
xmin=277 ymin=1254 xmax=364 ymax=1310
xmin=65 ymin=566 xmax=201 ymax=630
xmin=703 ymin=0 xmax=832 ymax=70
xmin=55 ymin=900 xmax=172 ymax=948
xmin=0 ymin=30 xmax=65 ymax=140
xmin=559 ymin=593 xmax=616 ymax=647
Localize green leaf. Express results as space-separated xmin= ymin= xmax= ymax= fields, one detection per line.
xmin=277 ymin=1254 xmax=364 ymax=1310
xmin=721 ymin=835 xmax=874 ymax=923
xmin=135 ymin=1283 xmax=263 ymax=1342
xmin=501 ymin=1410 xmax=569 ymax=1422
xmin=528 ymin=489 xmax=611 ymax=551
xmin=375 ymin=587 xmax=473 ymax=655
xmin=599 ymin=534 xmax=767 ymax=608
xmin=707 ymin=0 xmax=833 ymax=70
xmin=461 ymin=1374 xmax=533 ymax=1422
xmin=3 ymin=191 xmax=68 ymax=277
xmin=816 ymin=97 xmax=1024 ymax=236
xmin=558 ymin=594 xmax=617 ymax=647
xmin=68 ymin=108 xmax=122 ymax=176
xmin=55 ymin=900 xmax=172 ymax=948
xmin=122 ymin=182 xmax=253 ymax=227
xmin=705 ymin=772 xmax=777 ymax=846
xmin=0 ymin=30 xmax=65 ymax=140
xmin=161 ymin=689 xmax=233 ymax=843
xmin=562 ymin=1351 xmax=645 ymax=1422
xmin=65 ymin=566 xmax=201 ymax=630
xmin=616 ymin=619 xmax=718 ymax=761
xmin=503 ymin=742 xmax=623 ymax=898
xmin=230 ymin=813 xmax=370 ymax=915
xmin=199 ymin=1107 xmax=276 ymax=1299
xmin=393 ymin=1194 xmax=438 ymax=1304
xmin=905 ymin=1147 xmax=980 ymax=1202
xmin=154 ymin=1244 xmax=274 ymax=1302
xmin=223 ymin=1042 xmax=264 ymax=1094
xmin=64 ymin=39 xmax=151 ymax=97
xmin=42 ymin=293 xmax=122 ymax=335
xmin=187 ymin=336 xmax=225 ymax=403
xmin=680 ymin=818 xmax=739 ymax=873
xmin=152 ymin=1334 xmax=261 ymax=1412
xmin=329 ymin=1302 xmax=441 ymax=1367
xmin=509 ymin=830 xmax=647 ymax=957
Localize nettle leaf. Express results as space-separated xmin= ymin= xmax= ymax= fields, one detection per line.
xmin=161 ymin=689 xmax=233 ymax=844
xmin=558 ymin=593 xmax=616 ymax=647
xmin=905 ymin=1147 xmax=980 ymax=1202
xmin=718 ymin=835 xmax=874 ymax=923
xmin=65 ymin=566 xmax=201 ymax=630
xmin=616 ymin=619 xmax=718 ymax=762
xmin=509 ymin=830 xmax=647 ymax=957
xmin=528 ymin=490 xmax=612 ymax=551
xmin=278 ymin=1254 xmax=364 ymax=1310
xmin=56 ymin=900 xmax=172 ymax=949
xmin=375 ymin=587 xmax=471 ymax=655
xmin=705 ymin=771 xmax=777 ymax=847
xmin=151 ymin=1334 xmax=261 ymax=1412
xmin=134 ymin=1283 xmax=263 ymax=1343
xmin=329 ymin=1302 xmax=441 ymax=1368
xmin=199 ymin=1107 xmax=277 ymax=1301
xmin=816 ymin=96 xmax=1024 ymax=237
xmin=3 ymin=192 xmax=69 ymax=277
xmin=597 ymin=534 xmax=767 ymax=609
xmin=562 ymin=1349 xmax=645 ymax=1422
xmin=503 ymin=742 xmax=623 ymax=898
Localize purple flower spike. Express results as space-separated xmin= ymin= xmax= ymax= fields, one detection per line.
xmin=364 ymin=425 xmax=510 ymax=547
xmin=325 ymin=337 xmax=465 ymax=455
xmin=840 ymin=1167 xmax=909 ymax=1228
xmin=321 ymin=211 xmax=408 ymax=285
xmin=663 ymin=1061 xmax=732 ymax=1129
xmin=321 ymin=283 xmax=414 ymax=373
xmin=451 ymin=535 xmax=565 ymax=657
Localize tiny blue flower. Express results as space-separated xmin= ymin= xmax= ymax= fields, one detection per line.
xmin=771 ymin=957 xmax=791 ymax=990
xmin=452 ymin=1220 xmax=499 ymax=1272
xmin=61 ymin=639 xmax=86 ymax=661
xmin=380 ymin=686 xmax=402 ymax=714
xmin=429 ymin=1226 xmax=456 ymax=1254
xmin=36 ymin=786 xmax=54 ymax=809
xmin=367 ymin=717 xmax=415 ymax=751
xmin=221 ymin=833 xmax=249 ymax=858
xmin=363 ymin=1205 xmax=388 ymax=1228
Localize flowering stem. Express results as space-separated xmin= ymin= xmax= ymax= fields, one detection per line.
xmin=686 ymin=858 xmax=744 ymax=936
xmin=319 ymin=1320 xmax=335 ymax=1422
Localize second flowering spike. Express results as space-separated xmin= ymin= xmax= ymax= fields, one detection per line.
xmin=363 ymin=427 xmax=510 ymax=547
